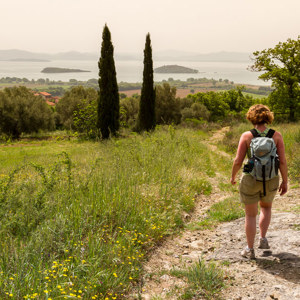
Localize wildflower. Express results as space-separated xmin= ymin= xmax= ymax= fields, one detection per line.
xmin=113 ymin=273 xmax=118 ymax=277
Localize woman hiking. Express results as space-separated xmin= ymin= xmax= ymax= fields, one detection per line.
xmin=230 ymin=104 xmax=288 ymax=259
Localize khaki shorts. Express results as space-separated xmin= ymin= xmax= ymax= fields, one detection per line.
xmin=239 ymin=174 xmax=279 ymax=205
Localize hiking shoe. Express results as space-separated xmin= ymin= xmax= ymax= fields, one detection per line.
xmin=241 ymin=247 xmax=255 ymax=259
xmin=258 ymin=237 xmax=270 ymax=249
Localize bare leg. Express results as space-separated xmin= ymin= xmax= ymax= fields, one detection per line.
xmin=259 ymin=201 xmax=272 ymax=238
xmin=244 ymin=203 xmax=258 ymax=248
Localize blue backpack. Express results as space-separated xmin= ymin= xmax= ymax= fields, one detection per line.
xmin=244 ymin=129 xmax=279 ymax=196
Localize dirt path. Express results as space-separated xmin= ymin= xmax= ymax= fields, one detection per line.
xmin=128 ymin=128 xmax=300 ymax=300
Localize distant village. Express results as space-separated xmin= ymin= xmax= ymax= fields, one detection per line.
xmin=33 ymin=91 xmax=61 ymax=107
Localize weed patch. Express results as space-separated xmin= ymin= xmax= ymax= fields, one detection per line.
xmin=188 ymin=196 xmax=244 ymax=231
xmin=170 ymin=259 xmax=225 ymax=300
xmin=207 ymin=196 xmax=245 ymax=222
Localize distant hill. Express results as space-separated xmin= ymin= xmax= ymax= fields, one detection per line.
xmin=0 ymin=49 xmax=97 ymax=61
xmin=154 ymin=65 xmax=198 ymax=74
xmin=154 ymin=50 xmax=251 ymax=62
xmin=0 ymin=49 xmax=51 ymax=61
xmin=0 ymin=49 xmax=251 ymax=63
xmin=9 ymin=58 xmax=50 ymax=62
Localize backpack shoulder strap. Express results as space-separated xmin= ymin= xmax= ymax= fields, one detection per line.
xmin=266 ymin=129 xmax=275 ymax=138
xmin=250 ymin=128 xmax=260 ymax=137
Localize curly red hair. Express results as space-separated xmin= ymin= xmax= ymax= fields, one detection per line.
xmin=246 ymin=104 xmax=274 ymax=125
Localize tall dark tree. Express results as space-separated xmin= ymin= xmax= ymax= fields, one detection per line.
xmin=97 ymin=24 xmax=119 ymax=139
xmin=138 ymin=33 xmax=156 ymax=131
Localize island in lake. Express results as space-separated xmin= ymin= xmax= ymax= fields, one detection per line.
xmin=41 ymin=67 xmax=91 ymax=73
xmin=154 ymin=65 xmax=198 ymax=74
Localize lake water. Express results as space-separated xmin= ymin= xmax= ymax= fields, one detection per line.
xmin=0 ymin=60 xmax=268 ymax=86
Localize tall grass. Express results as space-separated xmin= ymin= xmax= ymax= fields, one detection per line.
xmin=0 ymin=127 xmax=222 ymax=299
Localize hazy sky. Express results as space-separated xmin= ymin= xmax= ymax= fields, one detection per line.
xmin=1 ymin=0 xmax=299 ymax=54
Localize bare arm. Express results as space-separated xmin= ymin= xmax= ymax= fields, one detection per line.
xmin=274 ymin=132 xmax=288 ymax=196
xmin=231 ymin=132 xmax=250 ymax=185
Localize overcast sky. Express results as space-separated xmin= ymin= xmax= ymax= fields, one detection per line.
xmin=1 ymin=0 xmax=299 ymax=54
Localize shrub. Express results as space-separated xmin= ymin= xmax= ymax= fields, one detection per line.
xmin=56 ymin=86 xmax=97 ymax=130
xmin=155 ymin=83 xmax=182 ymax=125
xmin=0 ymin=86 xmax=55 ymax=138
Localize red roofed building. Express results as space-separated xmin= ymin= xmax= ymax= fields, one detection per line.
xmin=46 ymin=100 xmax=56 ymax=107
xmin=39 ymin=92 xmax=52 ymax=100
xmin=34 ymin=91 xmax=61 ymax=106
xmin=53 ymin=96 xmax=61 ymax=104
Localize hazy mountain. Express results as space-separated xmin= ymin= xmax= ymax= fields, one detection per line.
xmin=154 ymin=50 xmax=252 ymax=62
xmin=51 ymin=51 xmax=98 ymax=60
xmin=0 ymin=49 xmax=251 ymax=62
xmin=0 ymin=49 xmax=51 ymax=61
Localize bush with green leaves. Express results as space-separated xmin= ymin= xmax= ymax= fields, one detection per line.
xmin=155 ymin=83 xmax=182 ymax=125
xmin=73 ymin=98 xmax=98 ymax=139
xmin=184 ymin=89 xmax=256 ymax=122
xmin=182 ymin=102 xmax=211 ymax=121
xmin=56 ymin=86 xmax=98 ymax=130
xmin=120 ymin=96 xmax=140 ymax=128
xmin=0 ymin=86 xmax=55 ymax=138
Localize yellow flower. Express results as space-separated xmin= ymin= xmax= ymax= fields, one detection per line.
xmin=113 ymin=273 xmax=118 ymax=277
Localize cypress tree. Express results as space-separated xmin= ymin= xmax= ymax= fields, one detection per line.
xmin=138 ymin=33 xmax=155 ymax=131
xmin=97 ymin=24 xmax=119 ymax=139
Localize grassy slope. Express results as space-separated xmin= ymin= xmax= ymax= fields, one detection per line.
xmin=1 ymin=123 xmax=297 ymax=299
xmin=0 ymin=127 xmax=229 ymax=299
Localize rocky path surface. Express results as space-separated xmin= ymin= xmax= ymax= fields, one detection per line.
xmin=128 ymin=128 xmax=300 ymax=300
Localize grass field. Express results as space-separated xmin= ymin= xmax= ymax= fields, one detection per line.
xmin=1 ymin=123 xmax=298 ymax=299
xmin=0 ymin=127 xmax=235 ymax=299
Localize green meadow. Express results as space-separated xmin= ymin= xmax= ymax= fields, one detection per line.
xmin=0 ymin=124 xmax=299 ymax=299
xmin=0 ymin=127 xmax=230 ymax=299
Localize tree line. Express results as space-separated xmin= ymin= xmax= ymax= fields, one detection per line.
xmin=0 ymin=31 xmax=299 ymax=139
